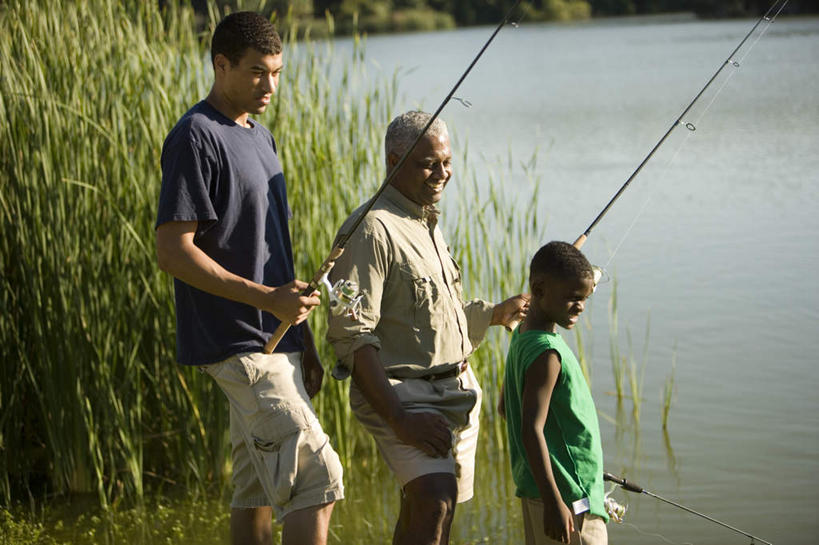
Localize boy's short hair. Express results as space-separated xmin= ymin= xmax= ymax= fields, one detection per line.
xmin=211 ymin=12 xmax=282 ymax=66
xmin=530 ymin=241 xmax=593 ymax=283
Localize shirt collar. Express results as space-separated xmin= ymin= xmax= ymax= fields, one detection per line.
xmin=382 ymin=184 xmax=440 ymax=225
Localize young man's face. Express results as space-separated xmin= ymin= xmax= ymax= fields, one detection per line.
xmin=215 ymin=47 xmax=282 ymax=119
xmin=388 ymin=133 xmax=453 ymax=207
xmin=533 ymin=274 xmax=595 ymax=330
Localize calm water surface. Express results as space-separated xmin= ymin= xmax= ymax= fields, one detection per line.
xmin=329 ymin=14 xmax=819 ymax=545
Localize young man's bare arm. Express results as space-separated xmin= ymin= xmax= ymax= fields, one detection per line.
xmin=155 ymin=220 xmax=319 ymax=325
xmin=521 ymin=350 xmax=575 ymax=544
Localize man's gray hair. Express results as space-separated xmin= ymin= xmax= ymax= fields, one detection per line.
xmin=384 ymin=111 xmax=448 ymax=165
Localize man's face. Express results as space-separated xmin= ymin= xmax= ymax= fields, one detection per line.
xmin=389 ymin=132 xmax=452 ymax=207
xmin=215 ymin=47 xmax=282 ymax=119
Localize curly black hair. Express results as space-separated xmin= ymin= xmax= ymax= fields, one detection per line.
xmin=211 ymin=11 xmax=282 ymax=66
xmin=530 ymin=241 xmax=593 ymax=283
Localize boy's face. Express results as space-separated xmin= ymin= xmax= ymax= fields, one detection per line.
xmin=533 ymin=273 xmax=595 ymax=330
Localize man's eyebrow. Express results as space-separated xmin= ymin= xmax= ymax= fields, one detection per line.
xmin=250 ymin=63 xmax=283 ymax=72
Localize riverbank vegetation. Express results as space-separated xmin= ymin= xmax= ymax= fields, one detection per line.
xmin=188 ymin=0 xmax=816 ymax=37
xmin=0 ymin=0 xmax=545 ymax=510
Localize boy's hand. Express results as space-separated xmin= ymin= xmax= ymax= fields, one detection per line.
xmin=542 ymin=502 xmax=575 ymax=544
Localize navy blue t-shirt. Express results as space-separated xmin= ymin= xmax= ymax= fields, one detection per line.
xmin=157 ymin=100 xmax=304 ymax=365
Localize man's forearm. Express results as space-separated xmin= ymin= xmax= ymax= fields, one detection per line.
xmin=351 ymin=345 xmax=405 ymax=426
xmin=156 ymin=221 xmax=317 ymax=325
xmin=161 ymin=241 xmax=272 ymax=308
xmin=156 ymin=222 xmax=271 ymax=308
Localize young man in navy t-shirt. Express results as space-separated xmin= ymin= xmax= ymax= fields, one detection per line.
xmin=156 ymin=12 xmax=343 ymax=545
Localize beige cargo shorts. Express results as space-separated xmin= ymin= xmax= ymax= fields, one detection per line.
xmin=349 ymin=363 xmax=482 ymax=503
xmin=202 ymin=351 xmax=344 ymax=521
xmin=521 ymin=497 xmax=608 ymax=545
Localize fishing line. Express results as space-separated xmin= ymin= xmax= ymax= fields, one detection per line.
xmin=601 ymin=2 xmax=786 ymax=270
xmin=263 ymin=0 xmax=523 ymax=353
xmin=573 ymin=0 xmax=789 ymax=256
xmin=620 ymin=521 xmax=694 ymax=545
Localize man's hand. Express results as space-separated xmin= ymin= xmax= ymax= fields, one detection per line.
xmin=301 ymin=345 xmax=324 ymax=399
xmin=542 ymin=501 xmax=575 ymax=544
xmin=265 ymin=280 xmax=320 ymax=325
xmin=392 ymin=411 xmax=452 ymax=458
xmin=491 ymin=293 xmax=530 ymax=328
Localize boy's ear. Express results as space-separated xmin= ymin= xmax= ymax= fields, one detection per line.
xmin=531 ymin=277 xmax=545 ymax=298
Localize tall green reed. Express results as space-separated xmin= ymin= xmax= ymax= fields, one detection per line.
xmin=661 ymin=347 xmax=676 ymax=430
xmin=608 ymin=277 xmax=626 ymax=400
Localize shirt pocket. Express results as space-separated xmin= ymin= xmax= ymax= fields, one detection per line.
xmin=398 ymin=262 xmax=446 ymax=331
xmin=448 ymin=256 xmax=465 ymax=304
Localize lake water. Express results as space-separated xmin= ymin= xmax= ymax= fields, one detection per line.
xmin=329 ymin=13 xmax=819 ymax=545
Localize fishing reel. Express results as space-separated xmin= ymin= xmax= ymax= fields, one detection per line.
xmin=604 ymin=490 xmax=627 ymax=523
xmin=320 ymin=274 xmax=363 ymax=320
xmin=591 ymin=265 xmax=609 ymax=293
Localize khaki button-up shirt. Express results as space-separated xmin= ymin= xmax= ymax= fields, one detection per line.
xmin=326 ymin=185 xmax=494 ymax=379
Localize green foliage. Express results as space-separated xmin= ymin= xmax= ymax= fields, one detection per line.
xmin=0 ymin=0 xmax=546 ymax=508
xmin=0 ymin=0 xmax=389 ymax=506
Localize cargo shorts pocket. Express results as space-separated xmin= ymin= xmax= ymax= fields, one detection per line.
xmin=250 ymin=404 xmax=314 ymax=507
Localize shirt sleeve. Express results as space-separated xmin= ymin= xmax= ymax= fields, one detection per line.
xmin=326 ymin=217 xmax=390 ymax=374
xmin=463 ymin=298 xmax=495 ymax=351
xmin=156 ymin=129 xmax=218 ymax=229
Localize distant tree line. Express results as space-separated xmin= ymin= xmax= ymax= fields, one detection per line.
xmin=179 ymin=0 xmax=815 ymax=36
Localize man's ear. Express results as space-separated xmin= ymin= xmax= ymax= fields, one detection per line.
xmin=387 ymin=151 xmax=400 ymax=171
xmin=213 ymin=53 xmax=230 ymax=75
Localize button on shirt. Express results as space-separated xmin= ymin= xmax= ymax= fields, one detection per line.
xmin=326 ymin=185 xmax=494 ymax=379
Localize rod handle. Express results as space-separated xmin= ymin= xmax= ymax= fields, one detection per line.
xmin=603 ymin=471 xmax=644 ymax=494
xmin=262 ymin=246 xmax=345 ymax=354
xmin=573 ymin=233 xmax=587 ymax=249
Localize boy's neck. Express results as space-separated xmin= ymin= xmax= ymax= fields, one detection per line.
xmin=521 ymin=311 xmax=557 ymax=334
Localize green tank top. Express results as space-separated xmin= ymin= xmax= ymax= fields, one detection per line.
xmin=504 ymin=327 xmax=608 ymax=521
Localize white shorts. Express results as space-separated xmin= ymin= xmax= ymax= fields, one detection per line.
xmin=349 ymin=364 xmax=482 ymax=503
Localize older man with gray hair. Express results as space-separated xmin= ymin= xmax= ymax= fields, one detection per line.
xmin=327 ymin=111 xmax=527 ymax=545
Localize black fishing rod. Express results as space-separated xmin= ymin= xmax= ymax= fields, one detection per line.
xmin=572 ymin=0 xmax=788 ymax=250
xmin=264 ymin=0 xmax=523 ymax=353
xmin=604 ymin=471 xmax=773 ymax=545
xmin=502 ymin=2 xmax=787 ymax=333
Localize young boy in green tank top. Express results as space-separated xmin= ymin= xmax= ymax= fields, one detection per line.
xmin=503 ymin=241 xmax=608 ymax=545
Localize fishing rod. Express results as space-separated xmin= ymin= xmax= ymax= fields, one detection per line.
xmin=263 ymin=0 xmax=523 ymax=353
xmin=572 ymin=0 xmax=788 ymax=250
xmin=604 ymin=471 xmax=773 ymax=545
xmin=505 ymin=0 xmax=787 ymax=332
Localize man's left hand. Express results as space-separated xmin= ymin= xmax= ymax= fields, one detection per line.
xmin=301 ymin=347 xmax=324 ymax=399
xmin=491 ymin=294 xmax=530 ymax=328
